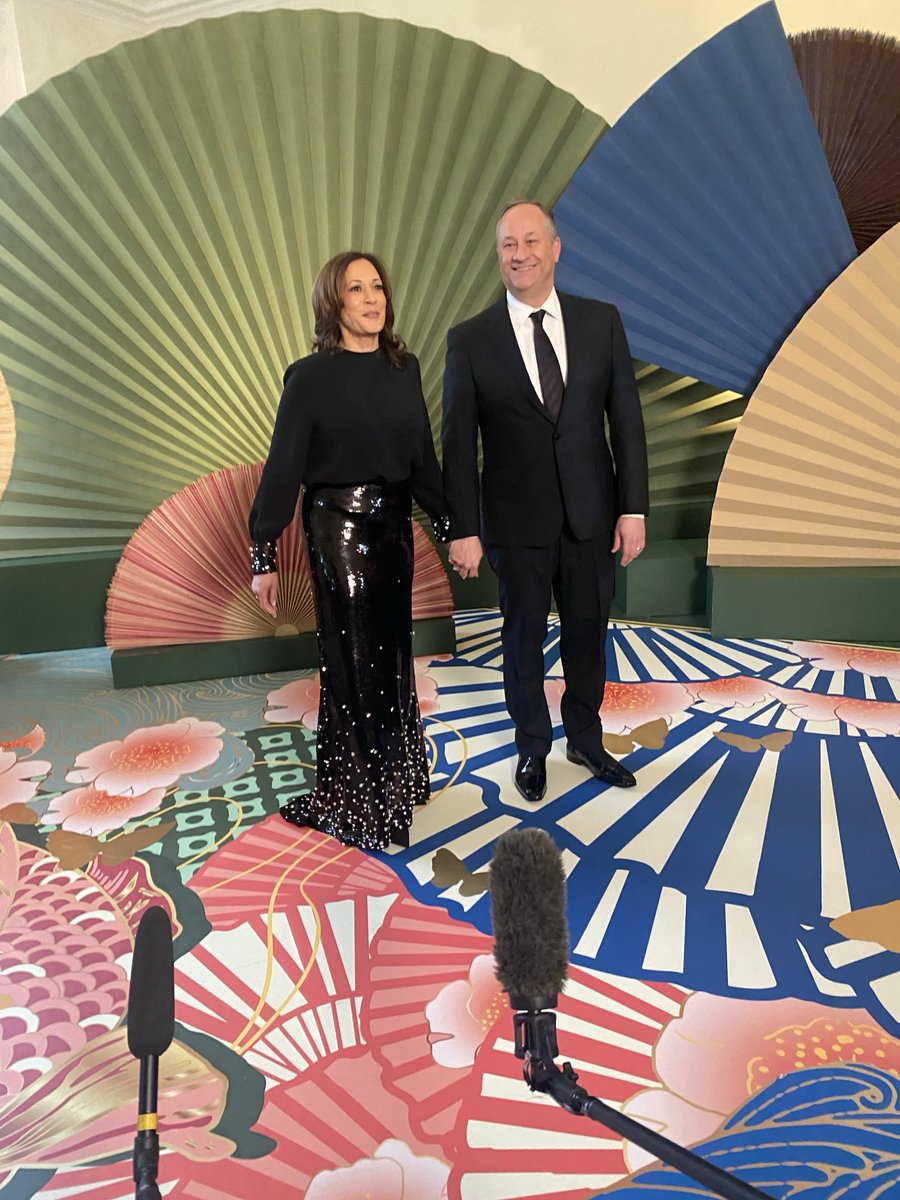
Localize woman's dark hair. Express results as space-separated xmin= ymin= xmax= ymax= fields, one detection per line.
xmin=311 ymin=251 xmax=408 ymax=367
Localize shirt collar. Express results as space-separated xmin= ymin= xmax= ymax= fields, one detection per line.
xmin=506 ymin=287 xmax=562 ymax=330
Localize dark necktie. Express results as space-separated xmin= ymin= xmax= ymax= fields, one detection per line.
xmin=529 ymin=309 xmax=564 ymax=421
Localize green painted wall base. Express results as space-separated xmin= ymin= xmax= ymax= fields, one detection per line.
xmin=615 ymin=538 xmax=708 ymax=621
xmin=111 ymin=616 xmax=457 ymax=688
xmin=647 ymin=501 xmax=713 ymax=542
xmin=710 ymin=567 xmax=900 ymax=643
xmin=0 ymin=551 xmax=120 ymax=653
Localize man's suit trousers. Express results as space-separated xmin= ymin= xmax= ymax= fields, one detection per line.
xmin=486 ymin=526 xmax=615 ymax=757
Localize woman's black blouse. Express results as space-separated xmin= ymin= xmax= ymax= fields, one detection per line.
xmin=249 ymin=349 xmax=450 ymax=570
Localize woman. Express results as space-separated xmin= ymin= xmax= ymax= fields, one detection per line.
xmin=249 ymin=251 xmax=450 ymax=850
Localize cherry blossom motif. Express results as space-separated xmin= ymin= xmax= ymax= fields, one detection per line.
xmin=66 ymin=718 xmax=224 ymax=795
xmin=621 ymin=992 xmax=900 ymax=1171
xmin=794 ymin=641 xmax=900 ymax=681
xmin=265 ymin=674 xmax=320 ymax=727
xmin=772 ymin=686 xmax=842 ymax=723
xmin=305 ymin=1139 xmax=449 ymax=1200
xmin=599 ymin=681 xmax=694 ymax=734
xmin=773 ymin=686 xmax=900 ymax=732
xmin=43 ymin=783 xmax=167 ymax=836
xmin=834 ymin=698 xmax=900 ymax=736
xmin=686 ymin=676 xmax=774 ymax=706
xmin=425 ymin=954 xmax=508 ymax=1068
xmin=266 ymin=660 xmax=441 ymax=729
xmin=0 ymin=724 xmax=45 ymax=755
xmin=545 ymin=680 xmax=693 ymax=731
xmin=0 ymin=748 xmax=51 ymax=807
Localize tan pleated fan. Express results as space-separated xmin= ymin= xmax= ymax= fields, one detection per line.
xmin=708 ymin=222 xmax=900 ymax=567
xmin=0 ymin=9 xmax=605 ymax=560
xmin=0 ymin=370 xmax=13 ymax=501
xmin=790 ymin=29 xmax=900 ymax=255
xmin=105 ymin=463 xmax=453 ymax=648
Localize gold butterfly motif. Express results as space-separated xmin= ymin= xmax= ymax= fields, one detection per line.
xmin=431 ymin=847 xmax=491 ymax=896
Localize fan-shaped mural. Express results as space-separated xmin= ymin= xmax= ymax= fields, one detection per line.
xmin=553 ymin=1 xmax=857 ymax=397
xmin=708 ymin=221 xmax=900 ymax=567
xmin=790 ymin=28 xmax=900 ymax=255
xmin=0 ymin=8 xmax=606 ymax=560
xmin=105 ymin=463 xmax=453 ymax=648
xmin=636 ymin=361 xmax=744 ymax=521
xmin=0 ymin=370 xmax=13 ymax=502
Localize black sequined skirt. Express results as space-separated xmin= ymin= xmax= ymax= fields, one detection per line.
xmin=280 ymin=481 xmax=430 ymax=849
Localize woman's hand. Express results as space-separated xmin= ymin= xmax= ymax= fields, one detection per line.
xmin=252 ymin=572 xmax=279 ymax=617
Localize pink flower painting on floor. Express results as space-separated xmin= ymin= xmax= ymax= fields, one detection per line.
xmin=66 ymin=718 xmax=225 ymax=795
xmin=833 ymin=698 xmax=900 ymax=736
xmin=794 ymin=642 xmax=900 ymax=680
xmin=687 ymin=676 xmax=774 ymax=706
xmin=425 ymin=953 xmax=508 ymax=1069
xmin=773 ymin=687 xmax=900 ymax=733
xmin=621 ymin=992 xmax=900 ymax=1170
xmin=44 ymin=783 xmax=167 ymax=836
xmin=265 ymin=674 xmax=320 ymax=727
xmin=544 ymin=680 xmax=692 ymax=731
xmin=305 ymin=1139 xmax=449 ymax=1200
xmin=266 ymin=660 xmax=441 ymax=729
xmin=0 ymin=724 xmax=46 ymax=755
xmin=599 ymin=681 xmax=693 ymax=733
xmin=0 ymin=748 xmax=51 ymax=808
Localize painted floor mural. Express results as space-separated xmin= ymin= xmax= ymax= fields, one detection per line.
xmin=2 ymin=610 xmax=900 ymax=1199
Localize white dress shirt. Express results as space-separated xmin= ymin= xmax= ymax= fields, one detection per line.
xmin=505 ymin=288 xmax=644 ymax=521
xmin=506 ymin=288 xmax=568 ymax=396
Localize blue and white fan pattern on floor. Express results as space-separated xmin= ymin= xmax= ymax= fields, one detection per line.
xmin=388 ymin=611 xmax=900 ymax=1040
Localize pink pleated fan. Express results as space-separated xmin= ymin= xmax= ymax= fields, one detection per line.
xmin=105 ymin=462 xmax=453 ymax=648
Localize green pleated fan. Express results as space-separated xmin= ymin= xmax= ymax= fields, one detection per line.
xmin=635 ymin=361 xmax=745 ymax=532
xmin=0 ymin=9 xmax=606 ymax=558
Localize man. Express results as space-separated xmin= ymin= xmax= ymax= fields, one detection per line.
xmin=442 ymin=200 xmax=648 ymax=803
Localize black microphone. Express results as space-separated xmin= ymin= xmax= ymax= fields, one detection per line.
xmin=491 ymin=826 xmax=569 ymax=1064
xmin=127 ymin=905 xmax=175 ymax=1200
xmin=490 ymin=829 xmax=773 ymax=1200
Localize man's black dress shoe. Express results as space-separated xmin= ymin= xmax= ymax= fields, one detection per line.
xmin=514 ymin=754 xmax=547 ymax=803
xmin=566 ymin=743 xmax=636 ymax=788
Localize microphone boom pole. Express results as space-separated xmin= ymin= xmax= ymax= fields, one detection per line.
xmin=522 ymin=1046 xmax=772 ymax=1200
xmin=492 ymin=830 xmax=775 ymax=1200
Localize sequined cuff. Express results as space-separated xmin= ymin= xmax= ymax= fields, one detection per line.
xmin=250 ymin=540 xmax=277 ymax=574
xmin=431 ymin=514 xmax=452 ymax=544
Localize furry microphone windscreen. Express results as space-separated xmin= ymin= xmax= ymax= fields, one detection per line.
xmin=490 ymin=827 xmax=569 ymax=1004
xmin=127 ymin=905 xmax=175 ymax=1059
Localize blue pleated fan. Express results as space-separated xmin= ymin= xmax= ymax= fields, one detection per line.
xmin=554 ymin=2 xmax=857 ymax=395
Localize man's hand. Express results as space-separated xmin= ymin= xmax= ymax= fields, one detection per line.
xmin=448 ymin=536 xmax=483 ymax=580
xmin=252 ymin=572 xmax=279 ymax=617
xmin=612 ymin=516 xmax=646 ymax=567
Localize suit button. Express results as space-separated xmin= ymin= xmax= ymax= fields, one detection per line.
xmin=553 ymin=434 xmax=560 ymax=443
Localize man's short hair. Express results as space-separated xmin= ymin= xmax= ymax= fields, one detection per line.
xmin=496 ymin=199 xmax=558 ymax=240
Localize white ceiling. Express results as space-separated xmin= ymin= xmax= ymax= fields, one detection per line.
xmin=43 ymin=1 xmax=284 ymax=27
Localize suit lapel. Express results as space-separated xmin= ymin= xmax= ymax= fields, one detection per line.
xmin=484 ymin=299 xmax=555 ymax=425
xmin=557 ymin=293 xmax=583 ymax=423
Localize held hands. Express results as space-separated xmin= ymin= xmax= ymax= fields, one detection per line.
xmin=448 ymin=536 xmax=483 ymax=580
xmin=252 ymin=572 xmax=279 ymax=617
xmin=613 ymin=516 xmax=646 ymax=566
